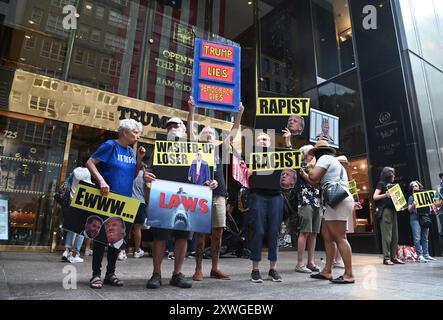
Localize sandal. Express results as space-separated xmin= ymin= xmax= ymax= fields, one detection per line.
xmin=310 ymin=273 xmax=333 ymax=280
xmin=330 ymin=276 xmax=355 ymax=284
xmin=383 ymin=259 xmax=394 ymax=265
xmin=104 ymin=274 xmax=124 ymax=287
xmin=90 ymin=276 xmax=103 ymax=289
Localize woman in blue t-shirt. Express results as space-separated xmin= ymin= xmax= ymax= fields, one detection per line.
xmin=86 ymin=119 xmax=145 ymax=289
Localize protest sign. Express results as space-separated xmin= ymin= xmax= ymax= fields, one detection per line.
xmin=309 ymin=108 xmax=339 ymax=148
xmin=192 ymin=39 xmax=241 ymax=112
xmin=388 ymin=184 xmax=407 ymax=212
xmin=147 ymin=179 xmax=212 ymax=234
xmin=63 ymin=181 xmax=140 ymax=249
xmin=413 ymin=190 xmax=437 ymax=209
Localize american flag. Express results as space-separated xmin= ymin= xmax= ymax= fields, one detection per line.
xmin=231 ymin=148 xmax=249 ymax=188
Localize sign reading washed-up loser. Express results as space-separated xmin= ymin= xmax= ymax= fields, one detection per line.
xmin=192 ymin=38 xmax=241 ymax=112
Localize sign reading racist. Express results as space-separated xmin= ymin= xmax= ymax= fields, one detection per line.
xmin=152 ymin=136 xmax=215 ymax=185
xmin=147 ymin=179 xmax=212 ymax=234
xmin=248 ymin=148 xmax=302 ymax=190
xmin=413 ymin=190 xmax=437 ymax=209
xmin=192 ymin=38 xmax=241 ymax=112
xmin=388 ymin=184 xmax=407 ymax=212
xmin=63 ymin=181 xmax=140 ymax=249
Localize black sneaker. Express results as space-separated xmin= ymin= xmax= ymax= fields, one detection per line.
xmin=268 ymin=269 xmax=283 ymax=282
xmin=170 ymin=273 xmax=192 ymax=288
xmin=146 ymin=273 xmax=162 ymax=289
xmin=251 ymin=269 xmax=263 ymax=283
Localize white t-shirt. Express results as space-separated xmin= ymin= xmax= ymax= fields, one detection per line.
xmin=315 ymin=155 xmax=349 ymax=189
xmin=70 ymin=167 xmax=92 ymax=199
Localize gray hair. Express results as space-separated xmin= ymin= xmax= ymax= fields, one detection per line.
xmin=288 ymin=115 xmax=305 ymax=126
xmin=299 ymin=144 xmax=314 ymax=158
xmin=118 ymin=119 xmax=143 ymax=136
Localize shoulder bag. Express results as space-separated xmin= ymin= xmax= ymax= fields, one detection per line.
xmin=322 ymin=166 xmax=349 ymax=208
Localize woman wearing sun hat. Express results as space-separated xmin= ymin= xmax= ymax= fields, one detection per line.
xmin=307 ymin=140 xmax=355 ymax=284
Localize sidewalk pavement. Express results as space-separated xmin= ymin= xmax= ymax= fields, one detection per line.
xmin=1 ymin=251 xmax=443 ymax=300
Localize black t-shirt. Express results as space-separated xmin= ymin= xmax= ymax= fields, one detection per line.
xmin=213 ymin=144 xmax=228 ymax=197
xmin=375 ymin=181 xmax=395 ymax=209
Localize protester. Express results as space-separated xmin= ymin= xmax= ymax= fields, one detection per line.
xmin=248 ymin=132 xmax=284 ymax=283
xmin=61 ymin=153 xmax=92 ymax=264
xmin=86 ymin=118 xmax=145 ymax=289
xmin=334 ymin=155 xmax=361 ymax=268
xmin=408 ymin=180 xmax=436 ymax=262
xmin=145 ymin=113 xmax=218 ymax=289
xmin=187 ymin=96 xmax=244 ymax=281
xmin=373 ymin=167 xmax=405 ymax=265
xmin=308 ymin=140 xmax=355 ymax=284
xmin=293 ymin=145 xmax=321 ymax=274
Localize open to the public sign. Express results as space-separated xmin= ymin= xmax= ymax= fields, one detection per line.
xmin=192 ymin=38 xmax=241 ymax=112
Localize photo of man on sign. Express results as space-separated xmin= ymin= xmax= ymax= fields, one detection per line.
xmin=104 ymin=216 xmax=126 ymax=249
xmin=188 ymin=153 xmax=211 ymax=186
xmin=83 ymin=215 xmax=103 ymax=239
xmin=287 ymin=115 xmax=305 ymax=136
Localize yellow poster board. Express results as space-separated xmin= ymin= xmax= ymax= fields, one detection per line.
xmin=388 ymin=184 xmax=407 ymax=212
xmin=153 ymin=141 xmax=215 ymax=167
xmin=413 ymin=190 xmax=437 ymax=209
xmin=70 ymin=181 xmax=140 ymax=223
xmin=256 ymin=98 xmax=310 ymax=116
xmin=249 ymin=150 xmax=302 ymax=172
xmin=349 ymin=179 xmax=358 ymax=197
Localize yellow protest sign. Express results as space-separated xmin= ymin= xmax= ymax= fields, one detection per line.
xmin=349 ymin=179 xmax=358 ymax=196
xmin=249 ymin=150 xmax=302 ymax=172
xmin=256 ymin=98 xmax=310 ymax=116
xmin=70 ymin=181 xmax=140 ymax=223
xmin=413 ymin=190 xmax=437 ymax=208
xmin=153 ymin=141 xmax=215 ymax=167
xmin=388 ymin=184 xmax=407 ymax=212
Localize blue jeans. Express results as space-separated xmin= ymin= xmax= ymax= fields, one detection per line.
xmin=64 ymin=230 xmax=85 ymax=253
xmin=249 ymin=192 xmax=284 ymax=262
xmin=410 ymin=214 xmax=429 ymax=256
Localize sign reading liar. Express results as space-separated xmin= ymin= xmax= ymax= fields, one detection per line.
xmin=413 ymin=190 xmax=437 ymax=209
xmin=192 ymin=38 xmax=241 ymax=112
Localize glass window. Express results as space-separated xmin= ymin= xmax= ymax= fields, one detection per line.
xmin=96 ymin=6 xmax=105 ymax=19
xmin=30 ymin=8 xmax=44 ymax=25
xmin=311 ymin=0 xmax=355 ymax=83
xmin=0 ymin=117 xmax=68 ymax=246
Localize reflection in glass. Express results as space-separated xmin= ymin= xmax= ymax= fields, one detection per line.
xmin=311 ymin=0 xmax=355 ymax=83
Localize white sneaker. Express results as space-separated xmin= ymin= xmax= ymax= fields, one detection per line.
xmin=295 ymin=265 xmax=312 ymax=273
xmin=118 ymin=251 xmax=127 ymax=261
xmin=424 ymin=256 xmax=436 ymax=261
xmin=85 ymin=249 xmax=93 ymax=256
xmin=133 ymin=249 xmax=144 ymax=258
xmin=333 ymin=261 xmax=345 ymax=268
xmin=418 ymin=255 xmax=428 ymax=263
xmin=61 ymin=249 xmax=70 ymax=262
xmin=68 ymin=254 xmax=84 ymax=263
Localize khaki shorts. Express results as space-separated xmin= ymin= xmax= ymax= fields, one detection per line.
xmin=323 ymin=195 xmax=354 ymax=221
xmin=212 ymin=195 xmax=226 ymax=228
xmin=299 ymin=205 xmax=322 ymax=234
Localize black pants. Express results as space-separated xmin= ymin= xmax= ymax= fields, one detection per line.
xmin=92 ymin=241 xmax=119 ymax=277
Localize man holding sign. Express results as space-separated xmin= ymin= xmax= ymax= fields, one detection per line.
xmin=408 ymin=181 xmax=436 ymax=262
xmin=86 ymin=119 xmax=146 ymax=289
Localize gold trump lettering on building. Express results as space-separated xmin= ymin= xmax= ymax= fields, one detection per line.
xmin=71 ymin=181 xmax=140 ymax=223
xmin=6 ymin=70 xmax=236 ymax=142
xmin=154 ymin=141 xmax=215 ymax=167
xmin=413 ymin=190 xmax=437 ymax=209
xmin=256 ymin=98 xmax=310 ymax=116
xmin=249 ymin=150 xmax=302 ymax=172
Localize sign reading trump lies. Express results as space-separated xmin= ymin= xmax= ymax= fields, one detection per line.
xmin=147 ymin=179 xmax=212 ymax=234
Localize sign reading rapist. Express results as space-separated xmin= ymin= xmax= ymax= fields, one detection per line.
xmin=152 ymin=136 xmax=215 ymax=185
xmin=387 ymin=184 xmax=407 ymax=212
xmin=192 ymin=38 xmax=241 ymax=112
xmin=248 ymin=148 xmax=302 ymax=190
xmin=254 ymin=97 xmax=310 ymax=138
xmin=147 ymin=179 xmax=212 ymax=234
xmin=413 ymin=190 xmax=437 ymax=209
xmin=63 ymin=181 xmax=140 ymax=249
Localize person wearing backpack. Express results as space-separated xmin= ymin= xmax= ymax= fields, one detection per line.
xmin=61 ymin=153 xmax=92 ymax=263
xmin=408 ymin=180 xmax=436 ymax=263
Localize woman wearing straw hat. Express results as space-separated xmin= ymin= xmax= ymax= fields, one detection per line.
xmin=307 ymin=140 xmax=355 ymax=284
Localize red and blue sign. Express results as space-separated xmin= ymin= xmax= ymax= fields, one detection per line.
xmin=192 ymin=39 xmax=241 ymax=112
